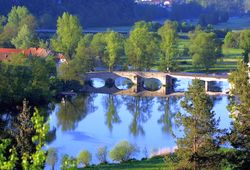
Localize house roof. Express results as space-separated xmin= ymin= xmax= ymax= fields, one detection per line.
xmin=0 ymin=48 xmax=66 ymax=62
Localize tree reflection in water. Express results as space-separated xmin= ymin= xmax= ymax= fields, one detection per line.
xmin=102 ymin=94 xmax=121 ymax=132
xmin=123 ymin=96 xmax=154 ymax=136
xmin=157 ymin=96 xmax=180 ymax=135
xmin=57 ymin=94 xmax=97 ymax=131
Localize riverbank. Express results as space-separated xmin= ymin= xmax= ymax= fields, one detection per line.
xmin=81 ymin=156 xmax=165 ymax=170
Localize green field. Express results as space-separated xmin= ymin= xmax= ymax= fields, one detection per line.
xmin=81 ymin=156 xmax=166 ymax=170
xmin=176 ymin=35 xmax=243 ymax=73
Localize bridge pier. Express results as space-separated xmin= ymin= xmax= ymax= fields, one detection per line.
xmin=205 ymin=81 xmax=209 ymax=92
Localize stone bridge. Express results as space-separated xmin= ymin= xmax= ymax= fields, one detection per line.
xmin=82 ymin=71 xmax=229 ymax=96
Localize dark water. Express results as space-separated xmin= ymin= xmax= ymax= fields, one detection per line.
xmin=45 ymin=79 xmax=231 ymax=168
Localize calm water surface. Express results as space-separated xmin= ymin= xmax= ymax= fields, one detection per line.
xmin=46 ymin=79 xmax=231 ymax=168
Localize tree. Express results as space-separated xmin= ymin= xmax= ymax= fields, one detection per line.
xmin=96 ymin=146 xmax=108 ymax=164
xmin=61 ymin=154 xmax=77 ymax=170
xmin=125 ymin=21 xmax=160 ymax=71
xmin=90 ymin=33 xmax=107 ymax=64
xmin=11 ymin=24 xmax=34 ymax=48
xmin=0 ymin=6 xmax=36 ymax=46
xmin=104 ymin=31 xmax=124 ymax=71
xmin=158 ymin=21 xmax=178 ymax=71
xmin=109 ymin=140 xmax=139 ymax=162
xmin=240 ymin=30 xmax=250 ymax=63
xmin=227 ymin=61 xmax=250 ymax=169
xmin=175 ymin=79 xmax=221 ymax=169
xmin=0 ymin=16 xmax=6 ymax=32
xmin=51 ymin=12 xmax=83 ymax=60
xmin=77 ymin=150 xmax=92 ymax=167
xmin=189 ymin=30 xmax=222 ymax=71
xmin=0 ymin=139 xmax=18 ymax=169
xmin=224 ymin=31 xmax=240 ymax=48
xmin=46 ymin=148 xmax=58 ymax=170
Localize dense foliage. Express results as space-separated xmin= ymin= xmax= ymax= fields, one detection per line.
xmin=0 ymin=0 xmax=167 ymax=28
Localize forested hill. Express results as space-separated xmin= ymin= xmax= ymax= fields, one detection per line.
xmin=0 ymin=0 xmax=168 ymax=28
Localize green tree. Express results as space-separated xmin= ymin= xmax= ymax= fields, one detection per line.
xmin=11 ymin=24 xmax=35 ymax=48
xmin=77 ymin=150 xmax=92 ymax=167
xmin=158 ymin=21 xmax=178 ymax=71
xmin=51 ymin=12 xmax=83 ymax=60
xmin=46 ymin=148 xmax=58 ymax=170
xmin=61 ymin=154 xmax=77 ymax=170
xmin=224 ymin=31 xmax=240 ymax=48
xmin=104 ymin=31 xmax=124 ymax=71
xmin=175 ymin=79 xmax=221 ymax=169
xmin=227 ymin=61 xmax=250 ymax=169
xmin=240 ymin=30 xmax=250 ymax=63
xmin=109 ymin=140 xmax=139 ymax=162
xmin=125 ymin=21 xmax=160 ymax=71
xmin=0 ymin=139 xmax=18 ymax=169
xmin=0 ymin=6 xmax=36 ymax=46
xmin=90 ymin=33 xmax=107 ymax=64
xmin=189 ymin=31 xmax=222 ymax=71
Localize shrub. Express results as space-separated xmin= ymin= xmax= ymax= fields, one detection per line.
xmin=96 ymin=146 xmax=108 ymax=164
xmin=77 ymin=150 xmax=92 ymax=167
xmin=61 ymin=154 xmax=77 ymax=170
xmin=109 ymin=141 xmax=139 ymax=162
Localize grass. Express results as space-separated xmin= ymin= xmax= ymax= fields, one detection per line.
xmin=81 ymin=156 xmax=166 ymax=170
xmin=176 ymin=35 xmax=243 ymax=73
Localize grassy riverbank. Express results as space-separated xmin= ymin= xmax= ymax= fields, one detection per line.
xmin=81 ymin=156 xmax=165 ymax=170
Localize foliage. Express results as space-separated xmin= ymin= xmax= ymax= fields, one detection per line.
xmin=104 ymin=31 xmax=124 ymax=71
xmin=96 ymin=146 xmax=108 ymax=164
xmin=224 ymin=32 xmax=240 ymax=48
xmin=11 ymin=24 xmax=35 ymax=48
xmin=0 ymin=6 xmax=36 ymax=47
xmin=46 ymin=147 xmax=58 ymax=170
xmin=175 ymin=79 xmax=222 ymax=169
xmin=0 ymin=139 xmax=18 ymax=170
xmin=125 ymin=21 xmax=160 ymax=71
xmin=109 ymin=140 xmax=139 ymax=162
xmin=158 ymin=21 xmax=179 ymax=71
xmin=61 ymin=154 xmax=77 ymax=170
xmin=240 ymin=30 xmax=250 ymax=63
xmin=51 ymin=12 xmax=83 ymax=60
xmin=77 ymin=150 xmax=92 ymax=167
xmin=227 ymin=61 xmax=250 ymax=169
xmin=0 ymin=55 xmax=57 ymax=105
xmin=189 ymin=30 xmax=222 ymax=71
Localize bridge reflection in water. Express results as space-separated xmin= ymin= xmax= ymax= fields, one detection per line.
xmin=81 ymin=71 xmax=229 ymax=97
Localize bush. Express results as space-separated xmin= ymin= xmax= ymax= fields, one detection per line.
xmin=109 ymin=141 xmax=139 ymax=162
xmin=61 ymin=154 xmax=77 ymax=170
xmin=77 ymin=150 xmax=92 ymax=167
xmin=96 ymin=146 xmax=108 ymax=164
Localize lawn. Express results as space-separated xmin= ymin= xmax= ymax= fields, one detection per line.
xmin=81 ymin=156 xmax=166 ymax=170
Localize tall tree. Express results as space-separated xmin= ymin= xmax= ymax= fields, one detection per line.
xmin=227 ymin=61 xmax=250 ymax=169
xmin=175 ymin=79 xmax=221 ymax=169
xmin=0 ymin=6 xmax=36 ymax=46
xmin=125 ymin=21 xmax=160 ymax=71
xmin=11 ymin=24 xmax=34 ymax=48
xmin=51 ymin=12 xmax=83 ymax=60
xmin=104 ymin=31 xmax=124 ymax=71
xmin=158 ymin=21 xmax=178 ymax=71
xmin=240 ymin=30 xmax=250 ymax=63
xmin=189 ymin=30 xmax=222 ymax=71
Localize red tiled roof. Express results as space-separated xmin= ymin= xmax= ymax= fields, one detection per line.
xmin=0 ymin=48 xmax=66 ymax=62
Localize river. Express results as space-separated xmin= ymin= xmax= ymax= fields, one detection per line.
xmin=45 ymin=78 xmax=232 ymax=169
